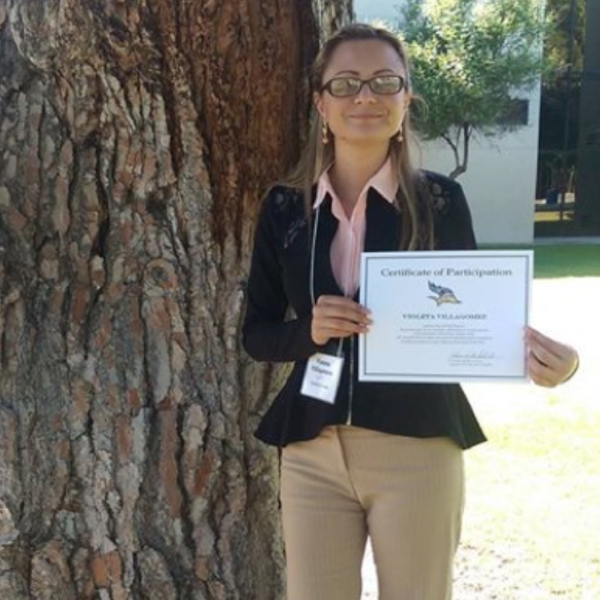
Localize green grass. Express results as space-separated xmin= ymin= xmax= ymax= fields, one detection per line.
xmin=455 ymin=391 xmax=600 ymax=599
xmin=480 ymin=244 xmax=600 ymax=279
xmin=362 ymin=274 xmax=600 ymax=600
xmin=454 ymin=273 xmax=600 ymax=599
xmin=533 ymin=245 xmax=600 ymax=279
xmin=534 ymin=210 xmax=575 ymax=223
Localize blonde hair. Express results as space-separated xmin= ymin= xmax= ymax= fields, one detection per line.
xmin=283 ymin=23 xmax=433 ymax=250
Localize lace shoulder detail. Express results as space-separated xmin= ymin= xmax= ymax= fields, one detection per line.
xmin=266 ymin=185 xmax=309 ymax=250
xmin=269 ymin=185 xmax=303 ymax=211
xmin=418 ymin=170 xmax=459 ymax=216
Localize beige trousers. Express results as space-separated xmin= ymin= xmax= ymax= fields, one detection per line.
xmin=280 ymin=426 xmax=464 ymax=600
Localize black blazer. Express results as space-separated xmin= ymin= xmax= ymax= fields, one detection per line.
xmin=243 ymin=170 xmax=486 ymax=449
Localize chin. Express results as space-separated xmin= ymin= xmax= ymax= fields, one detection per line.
xmin=341 ymin=131 xmax=393 ymax=146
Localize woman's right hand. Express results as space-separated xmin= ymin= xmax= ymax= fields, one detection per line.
xmin=311 ymin=295 xmax=372 ymax=346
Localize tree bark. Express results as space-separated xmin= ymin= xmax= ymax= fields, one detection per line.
xmin=0 ymin=1 xmax=351 ymax=599
xmin=444 ymin=123 xmax=471 ymax=180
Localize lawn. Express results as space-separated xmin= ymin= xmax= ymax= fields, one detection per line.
xmin=361 ymin=248 xmax=600 ymax=599
xmin=455 ymin=394 xmax=600 ymax=599
xmin=479 ymin=244 xmax=600 ymax=279
xmin=533 ymin=244 xmax=600 ymax=279
xmin=455 ymin=273 xmax=600 ymax=599
xmin=534 ymin=211 xmax=575 ymax=223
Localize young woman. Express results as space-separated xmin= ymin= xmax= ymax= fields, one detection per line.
xmin=243 ymin=23 xmax=579 ymax=600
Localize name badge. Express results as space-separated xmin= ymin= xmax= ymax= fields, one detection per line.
xmin=301 ymin=353 xmax=344 ymax=404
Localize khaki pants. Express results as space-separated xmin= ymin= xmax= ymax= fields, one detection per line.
xmin=280 ymin=426 xmax=464 ymax=600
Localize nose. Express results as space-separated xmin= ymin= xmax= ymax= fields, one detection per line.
xmin=354 ymin=82 xmax=376 ymax=103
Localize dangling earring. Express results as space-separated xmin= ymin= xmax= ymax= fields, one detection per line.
xmin=397 ymin=124 xmax=404 ymax=143
xmin=322 ymin=120 xmax=329 ymax=145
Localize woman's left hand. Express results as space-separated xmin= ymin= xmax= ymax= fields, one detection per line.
xmin=525 ymin=326 xmax=579 ymax=388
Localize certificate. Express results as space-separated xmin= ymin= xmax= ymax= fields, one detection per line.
xmin=359 ymin=250 xmax=533 ymax=383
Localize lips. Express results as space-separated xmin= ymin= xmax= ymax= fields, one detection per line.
xmin=348 ymin=115 xmax=384 ymax=122
xmin=347 ymin=114 xmax=385 ymax=119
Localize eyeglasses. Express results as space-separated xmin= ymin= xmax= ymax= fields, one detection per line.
xmin=321 ymin=75 xmax=406 ymax=98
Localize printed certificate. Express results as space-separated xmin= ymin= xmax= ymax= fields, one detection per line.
xmin=358 ymin=250 xmax=533 ymax=383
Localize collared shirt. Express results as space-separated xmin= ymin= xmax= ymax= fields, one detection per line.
xmin=242 ymin=172 xmax=485 ymax=449
xmin=314 ymin=159 xmax=398 ymax=296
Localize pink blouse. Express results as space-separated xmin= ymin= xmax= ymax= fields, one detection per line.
xmin=313 ymin=160 xmax=398 ymax=296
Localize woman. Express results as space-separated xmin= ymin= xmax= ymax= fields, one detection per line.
xmin=243 ymin=23 xmax=578 ymax=600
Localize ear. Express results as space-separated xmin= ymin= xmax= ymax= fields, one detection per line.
xmin=314 ymin=91 xmax=326 ymax=120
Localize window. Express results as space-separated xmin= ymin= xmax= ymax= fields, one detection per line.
xmin=498 ymin=98 xmax=530 ymax=126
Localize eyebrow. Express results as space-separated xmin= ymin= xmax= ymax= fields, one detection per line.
xmin=332 ymin=68 xmax=398 ymax=77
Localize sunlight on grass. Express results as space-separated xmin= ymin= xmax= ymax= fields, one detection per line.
xmin=458 ymin=391 xmax=600 ymax=599
xmin=534 ymin=211 xmax=575 ymax=223
xmin=362 ymin=256 xmax=600 ymax=600
xmin=534 ymin=245 xmax=600 ymax=279
xmin=481 ymin=244 xmax=600 ymax=278
xmin=454 ymin=273 xmax=600 ymax=599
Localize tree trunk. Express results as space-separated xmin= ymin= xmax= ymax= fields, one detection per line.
xmin=444 ymin=124 xmax=471 ymax=180
xmin=0 ymin=1 xmax=351 ymax=599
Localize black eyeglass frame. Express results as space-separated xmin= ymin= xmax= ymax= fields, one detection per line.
xmin=320 ymin=75 xmax=406 ymax=98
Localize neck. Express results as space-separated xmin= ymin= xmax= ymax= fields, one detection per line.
xmin=328 ymin=141 xmax=390 ymax=211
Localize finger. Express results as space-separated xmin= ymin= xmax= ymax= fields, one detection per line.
xmin=314 ymin=305 xmax=371 ymax=326
xmin=529 ymin=372 xmax=555 ymax=388
xmin=527 ymin=353 xmax=558 ymax=387
xmin=528 ymin=367 xmax=555 ymax=388
xmin=313 ymin=316 xmax=369 ymax=335
xmin=529 ymin=349 xmax=579 ymax=386
xmin=527 ymin=341 xmax=563 ymax=371
xmin=528 ymin=338 xmax=579 ymax=384
xmin=525 ymin=328 xmax=576 ymax=374
xmin=525 ymin=327 xmax=573 ymax=363
xmin=317 ymin=295 xmax=370 ymax=314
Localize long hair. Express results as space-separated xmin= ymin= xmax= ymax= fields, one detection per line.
xmin=283 ymin=23 xmax=434 ymax=250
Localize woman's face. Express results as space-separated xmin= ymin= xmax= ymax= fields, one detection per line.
xmin=315 ymin=39 xmax=410 ymax=148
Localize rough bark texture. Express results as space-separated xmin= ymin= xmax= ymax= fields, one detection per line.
xmin=0 ymin=1 xmax=352 ymax=599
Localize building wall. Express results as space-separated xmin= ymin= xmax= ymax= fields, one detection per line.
xmin=354 ymin=0 xmax=540 ymax=244
xmin=417 ymin=85 xmax=541 ymax=245
xmin=355 ymin=0 xmax=399 ymax=23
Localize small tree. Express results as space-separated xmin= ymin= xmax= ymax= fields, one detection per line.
xmin=399 ymin=0 xmax=548 ymax=179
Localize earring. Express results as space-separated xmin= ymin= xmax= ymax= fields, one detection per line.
xmin=322 ymin=120 xmax=329 ymax=145
xmin=397 ymin=125 xmax=404 ymax=143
